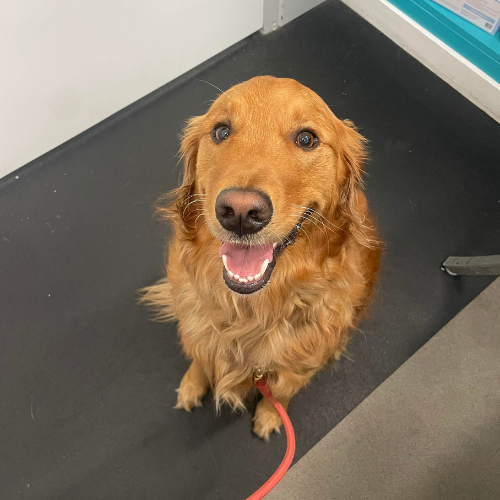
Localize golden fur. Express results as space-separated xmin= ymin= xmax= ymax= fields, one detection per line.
xmin=141 ymin=76 xmax=380 ymax=440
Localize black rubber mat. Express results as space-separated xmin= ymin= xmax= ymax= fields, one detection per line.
xmin=1 ymin=1 xmax=499 ymax=499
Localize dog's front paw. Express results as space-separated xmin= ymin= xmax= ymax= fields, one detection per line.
xmin=174 ymin=382 xmax=206 ymax=412
xmin=253 ymin=398 xmax=283 ymax=441
xmin=174 ymin=361 xmax=209 ymax=412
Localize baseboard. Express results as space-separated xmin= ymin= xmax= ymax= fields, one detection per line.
xmin=341 ymin=0 xmax=500 ymax=124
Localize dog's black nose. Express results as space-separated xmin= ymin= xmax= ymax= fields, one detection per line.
xmin=215 ymin=189 xmax=272 ymax=236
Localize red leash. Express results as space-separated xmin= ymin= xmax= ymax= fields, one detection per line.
xmin=246 ymin=376 xmax=296 ymax=500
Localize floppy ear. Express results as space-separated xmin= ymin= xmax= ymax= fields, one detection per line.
xmin=335 ymin=119 xmax=376 ymax=248
xmin=179 ymin=115 xmax=205 ymax=192
xmin=160 ymin=115 xmax=205 ymax=224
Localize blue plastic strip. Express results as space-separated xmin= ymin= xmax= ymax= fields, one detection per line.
xmin=387 ymin=0 xmax=500 ymax=83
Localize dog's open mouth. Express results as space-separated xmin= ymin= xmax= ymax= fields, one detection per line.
xmin=218 ymin=210 xmax=310 ymax=294
xmin=219 ymin=241 xmax=276 ymax=294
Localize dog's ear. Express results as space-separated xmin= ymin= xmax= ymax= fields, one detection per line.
xmin=335 ymin=119 xmax=376 ymax=248
xmin=179 ymin=114 xmax=205 ymax=192
xmin=161 ymin=115 xmax=205 ymax=224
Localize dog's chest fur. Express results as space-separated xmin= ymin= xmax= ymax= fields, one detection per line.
xmin=175 ymin=255 xmax=363 ymax=390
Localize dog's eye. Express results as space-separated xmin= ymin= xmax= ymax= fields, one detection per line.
xmin=296 ymin=131 xmax=318 ymax=150
xmin=212 ymin=124 xmax=231 ymax=143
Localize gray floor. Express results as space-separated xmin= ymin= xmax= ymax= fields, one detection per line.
xmin=268 ymin=278 xmax=500 ymax=500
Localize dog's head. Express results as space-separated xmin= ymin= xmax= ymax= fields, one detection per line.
xmin=170 ymin=76 xmax=373 ymax=295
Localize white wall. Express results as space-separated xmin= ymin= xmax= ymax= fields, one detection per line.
xmin=0 ymin=0 xmax=263 ymax=179
xmin=262 ymin=0 xmax=326 ymax=33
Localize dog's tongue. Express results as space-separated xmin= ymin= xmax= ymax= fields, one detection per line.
xmin=219 ymin=242 xmax=274 ymax=277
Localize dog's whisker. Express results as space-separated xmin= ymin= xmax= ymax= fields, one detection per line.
xmin=186 ymin=211 xmax=209 ymax=222
xmin=182 ymin=194 xmax=206 ymax=203
xmin=293 ymin=208 xmax=337 ymax=229
xmin=286 ymin=213 xmax=329 ymax=237
xmin=271 ymin=227 xmax=290 ymax=247
xmin=196 ymin=221 xmax=211 ymax=234
xmin=268 ymin=229 xmax=286 ymax=249
xmin=292 ymin=204 xmax=344 ymax=232
xmin=285 ymin=214 xmax=333 ymax=256
xmin=183 ymin=193 xmax=206 ymax=199
xmin=185 ymin=208 xmax=207 ymax=215
xmin=296 ymin=225 xmax=309 ymax=240
xmin=289 ymin=210 xmax=341 ymax=237
xmin=181 ymin=194 xmax=206 ymax=205
xmin=181 ymin=193 xmax=206 ymax=202
xmin=198 ymin=79 xmax=232 ymax=102
xmin=303 ymin=216 xmax=329 ymax=238
xmin=281 ymin=230 xmax=293 ymax=246
xmin=292 ymin=204 xmax=339 ymax=225
xmin=305 ymin=214 xmax=340 ymax=238
xmin=194 ymin=212 xmax=207 ymax=226
xmin=181 ymin=199 xmax=206 ymax=209
xmin=281 ymin=222 xmax=309 ymax=242
xmin=182 ymin=199 xmax=206 ymax=219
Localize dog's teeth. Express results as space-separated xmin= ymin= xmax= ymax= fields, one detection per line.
xmin=259 ymin=259 xmax=269 ymax=276
xmin=222 ymin=253 xmax=268 ymax=284
xmin=273 ymin=243 xmax=277 ymax=249
xmin=223 ymin=255 xmax=236 ymax=279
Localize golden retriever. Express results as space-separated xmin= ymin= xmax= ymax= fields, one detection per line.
xmin=141 ymin=76 xmax=380 ymax=440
